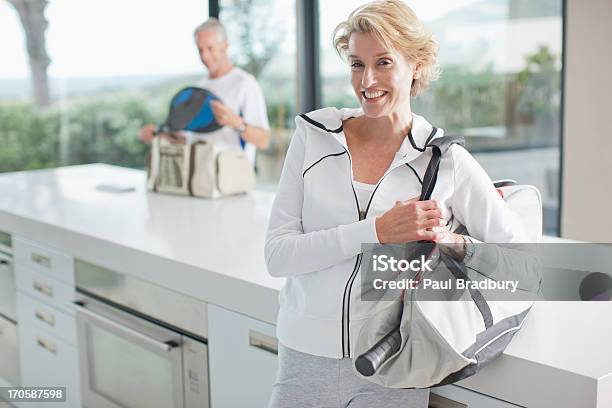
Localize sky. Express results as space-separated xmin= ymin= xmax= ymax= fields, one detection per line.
xmin=1 ymin=0 xmax=208 ymax=78
xmin=0 ymin=0 xmax=480 ymax=79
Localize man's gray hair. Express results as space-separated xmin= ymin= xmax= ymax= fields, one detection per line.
xmin=193 ymin=17 xmax=227 ymax=43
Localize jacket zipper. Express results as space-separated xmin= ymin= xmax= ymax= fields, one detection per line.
xmin=342 ymin=149 xmax=362 ymax=357
xmin=341 ymin=151 xmax=408 ymax=358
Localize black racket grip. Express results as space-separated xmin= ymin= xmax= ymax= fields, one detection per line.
xmin=355 ymin=326 xmax=402 ymax=377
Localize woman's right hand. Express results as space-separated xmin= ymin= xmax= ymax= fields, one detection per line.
xmin=375 ymin=197 xmax=444 ymax=244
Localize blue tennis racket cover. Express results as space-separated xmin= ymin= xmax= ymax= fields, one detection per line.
xmin=160 ymin=87 xmax=223 ymax=134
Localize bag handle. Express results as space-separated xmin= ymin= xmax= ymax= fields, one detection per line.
xmin=419 ymin=135 xmax=494 ymax=329
xmin=419 ymin=135 xmax=465 ymax=201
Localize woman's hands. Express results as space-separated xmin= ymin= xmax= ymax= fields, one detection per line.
xmin=375 ymin=197 xmax=445 ymax=244
xmin=375 ymin=198 xmax=469 ymax=260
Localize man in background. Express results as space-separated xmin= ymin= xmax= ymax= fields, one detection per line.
xmin=139 ymin=18 xmax=270 ymax=164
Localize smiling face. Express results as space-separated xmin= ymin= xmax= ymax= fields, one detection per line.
xmin=348 ymin=32 xmax=418 ymax=118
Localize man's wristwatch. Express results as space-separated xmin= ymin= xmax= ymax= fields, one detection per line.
xmin=237 ymin=121 xmax=247 ymax=134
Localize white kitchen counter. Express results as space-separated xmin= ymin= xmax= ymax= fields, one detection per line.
xmin=0 ymin=164 xmax=610 ymax=408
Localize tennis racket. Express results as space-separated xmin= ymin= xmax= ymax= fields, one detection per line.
xmin=156 ymin=87 xmax=223 ymax=135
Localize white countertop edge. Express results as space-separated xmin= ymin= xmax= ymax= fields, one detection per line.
xmin=458 ymin=353 xmax=600 ymax=407
xmin=0 ymin=210 xmax=280 ymax=325
xmin=598 ymin=373 xmax=612 ymax=408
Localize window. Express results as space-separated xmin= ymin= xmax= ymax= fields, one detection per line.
xmin=0 ymin=0 xmax=208 ymax=171
xmin=319 ymin=0 xmax=563 ymax=234
xmin=219 ymin=0 xmax=297 ymax=190
xmin=1 ymin=0 xmax=563 ymax=234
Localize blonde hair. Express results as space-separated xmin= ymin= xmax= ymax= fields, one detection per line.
xmin=333 ymin=0 xmax=440 ymax=97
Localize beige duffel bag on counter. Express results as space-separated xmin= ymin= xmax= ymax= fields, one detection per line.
xmin=146 ymin=137 xmax=255 ymax=198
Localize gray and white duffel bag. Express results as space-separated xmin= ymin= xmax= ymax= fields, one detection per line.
xmin=147 ymin=136 xmax=255 ymax=198
xmin=353 ymin=135 xmax=542 ymax=389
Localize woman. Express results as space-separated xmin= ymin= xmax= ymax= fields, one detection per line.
xmin=265 ymin=1 xmax=526 ymax=406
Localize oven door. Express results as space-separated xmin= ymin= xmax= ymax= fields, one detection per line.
xmin=75 ymin=294 xmax=185 ymax=408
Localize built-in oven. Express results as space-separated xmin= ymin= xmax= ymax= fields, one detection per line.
xmin=74 ymin=259 xmax=209 ymax=408
xmin=0 ymin=231 xmax=20 ymax=387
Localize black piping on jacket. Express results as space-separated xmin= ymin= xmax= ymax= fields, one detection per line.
xmin=302 ymin=151 xmax=347 ymax=177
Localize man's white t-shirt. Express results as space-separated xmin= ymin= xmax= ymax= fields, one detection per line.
xmin=181 ymin=67 xmax=269 ymax=164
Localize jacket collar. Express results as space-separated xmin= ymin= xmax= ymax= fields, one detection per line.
xmin=298 ymin=107 xmax=441 ymax=164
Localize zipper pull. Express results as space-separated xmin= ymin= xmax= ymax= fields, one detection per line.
xmin=359 ymin=210 xmax=366 ymax=220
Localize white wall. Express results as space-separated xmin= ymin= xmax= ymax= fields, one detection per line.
xmin=561 ymin=0 xmax=612 ymax=242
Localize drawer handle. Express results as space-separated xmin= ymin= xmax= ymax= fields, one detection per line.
xmin=36 ymin=336 xmax=57 ymax=355
xmin=73 ymin=300 xmax=180 ymax=352
xmin=31 ymin=252 xmax=52 ymax=269
xmin=249 ymin=330 xmax=278 ymax=355
xmin=35 ymin=308 xmax=56 ymax=327
xmin=32 ymin=280 xmax=54 ymax=297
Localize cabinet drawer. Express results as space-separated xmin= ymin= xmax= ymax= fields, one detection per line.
xmin=208 ymin=304 xmax=278 ymax=408
xmin=431 ymin=385 xmax=522 ymax=408
xmin=15 ymin=265 xmax=75 ymax=314
xmin=18 ymin=320 xmax=81 ymax=408
xmin=13 ymin=237 xmax=74 ymax=286
xmin=17 ymin=291 xmax=77 ymax=346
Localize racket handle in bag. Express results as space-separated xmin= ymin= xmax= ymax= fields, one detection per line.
xmin=355 ymin=325 xmax=402 ymax=377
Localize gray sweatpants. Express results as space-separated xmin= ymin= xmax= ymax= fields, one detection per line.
xmin=268 ymin=344 xmax=429 ymax=408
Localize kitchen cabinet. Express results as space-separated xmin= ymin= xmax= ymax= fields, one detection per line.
xmin=13 ymin=238 xmax=75 ymax=286
xmin=16 ymin=291 xmax=78 ymax=347
xmin=208 ymin=304 xmax=278 ymax=408
xmin=0 ymin=237 xmax=19 ymax=389
xmin=17 ymin=315 xmax=80 ymax=408
xmin=0 ymin=314 xmax=19 ymax=388
xmin=13 ymin=236 xmax=81 ymax=408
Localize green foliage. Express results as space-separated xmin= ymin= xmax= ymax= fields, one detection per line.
xmin=0 ymin=104 xmax=60 ymax=172
xmin=55 ymin=96 xmax=152 ymax=168
xmin=416 ymin=64 xmax=506 ymax=131
xmin=0 ymin=85 xmax=294 ymax=173
xmin=0 ymin=94 xmax=156 ymax=173
xmin=516 ymin=45 xmax=560 ymax=118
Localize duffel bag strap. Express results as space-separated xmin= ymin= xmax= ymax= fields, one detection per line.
xmin=419 ymin=135 xmax=465 ymax=201
xmin=442 ymin=254 xmax=494 ymax=329
xmin=419 ymin=135 xmax=494 ymax=328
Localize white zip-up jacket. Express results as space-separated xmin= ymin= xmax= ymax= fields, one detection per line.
xmin=265 ymin=107 xmax=527 ymax=359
